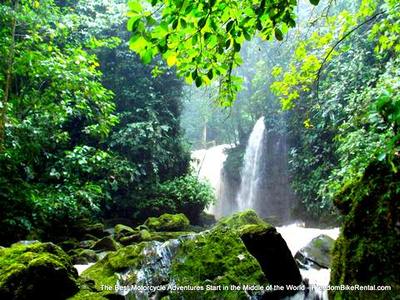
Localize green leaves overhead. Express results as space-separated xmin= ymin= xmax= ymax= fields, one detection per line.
xmin=127 ymin=0 xmax=298 ymax=106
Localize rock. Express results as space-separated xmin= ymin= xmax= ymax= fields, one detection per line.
xmin=114 ymin=224 xmax=135 ymax=241
xmin=82 ymin=234 xmax=100 ymax=241
xmin=0 ymin=241 xmax=78 ymax=300
xmin=217 ymin=210 xmax=301 ymax=287
xmin=171 ymin=226 xmax=267 ymax=299
xmin=197 ymin=212 xmax=217 ymax=227
xmin=295 ymin=234 xmax=335 ymax=269
xmin=71 ymin=249 xmax=98 ymax=264
xmin=84 ymin=223 xmax=108 ymax=239
xmin=78 ymin=240 xmax=96 ymax=249
xmin=80 ymin=210 xmax=301 ymax=299
xmin=81 ymin=243 xmax=148 ymax=296
xmin=330 ymin=161 xmax=400 ymax=299
xmin=119 ymin=230 xmax=191 ymax=246
xmin=58 ymin=239 xmax=80 ymax=252
xmin=91 ymin=237 xmax=119 ymax=252
xmin=144 ymin=213 xmax=190 ymax=232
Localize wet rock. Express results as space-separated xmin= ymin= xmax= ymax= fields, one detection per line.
xmin=295 ymin=234 xmax=335 ymax=269
xmin=216 ymin=210 xmax=301 ymax=288
xmin=114 ymin=224 xmax=135 ymax=241
xmin=0 ymin=241 xmax=78 ymax=300
xmin=79 ymin=210 xmax=301 ymax=299
xmin=81 ymin=243 xmax=148 ymax=297
xmin=91 ymin=236 xmax=120 ymax=252
xmin=119 ymin=230 xmax=190 ymax=246
xmin=144 ymin=213 xmax=190 ymax=232
xmin=171 ymin=226 xmax=267 ymax=299
xmin=71 ymin=249 xmax=98 ymax=264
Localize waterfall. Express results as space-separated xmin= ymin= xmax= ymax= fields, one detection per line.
xmin=191 ymin=144 xmax=231 ymax=218
xmin=236 ymin=117 xmax=265 ymax=211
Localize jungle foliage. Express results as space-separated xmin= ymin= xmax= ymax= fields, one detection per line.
xmin=0 ymin=0 xmax=213 ymax=245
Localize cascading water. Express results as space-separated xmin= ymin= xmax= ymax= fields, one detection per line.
xmin=191 ymin=144 xmax=231 ymax=218
xmin=236 ymin=116 xmax=265 ymax=211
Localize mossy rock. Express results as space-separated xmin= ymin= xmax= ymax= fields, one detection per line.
xmin=71 ymin=249 xmax=98 ymax=265
xmin=78 ymin=239 xmax=97 ymax=249
xmin=0 ymin=241 xmax=78 ymax=299
xmin=81 ymin=242 xmax=148 ymax=293
xmin=119 ymin=230 xmax=192 ymax=246
xmin=170 ymin=210 xmax=301 ymax=299
xmin=91 ymin=236 xmax=120 ymax=252
xmin=114 ymin=224 xmax=136 ymax=241
xmin=58 ymin=239 xmax=81 ymax=252
xmin=144 ymin=213 xmax=190 ymax=232
xmin=215 ymin=209 xmax=269 ymax=231
xmin=330 ymin=161 xmax=400 ymax=299
xmin=170 ymin=226 xmax=267 ymax=299
xmin=295 ymin=234 xmax=334 ymax=269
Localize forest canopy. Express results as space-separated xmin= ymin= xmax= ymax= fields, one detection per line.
xmin=127 ymin=0 xmax=319 ymax=106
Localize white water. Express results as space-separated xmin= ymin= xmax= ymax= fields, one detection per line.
xmin=236 ymin=117 xmax=265 ymax=211
xmin=74 ymin=263 xmax=94 ymax=275
xmin=277 ymin=224 xmax=340 ymax=300
xmin=191 ymin=144 xmax=231 ymax=218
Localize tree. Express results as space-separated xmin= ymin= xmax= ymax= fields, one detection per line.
xmin=127 ymin=0 xmax=319 ymax=106
xmin=0 ymin=0 xmax=132 ymax=243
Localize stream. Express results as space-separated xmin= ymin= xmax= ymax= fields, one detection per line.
xmin=277 ymin=224 xmax=340 ymax=300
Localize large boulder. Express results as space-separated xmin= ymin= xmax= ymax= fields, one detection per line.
xmin=144 ymin=213 xmax=190 ymax=232
xmin=170 ymin=225 xmax=267 ymax=299
xmin=0 ymin=241 xmax=78 ymax=300
xmin=215 ymin=210 xmax=302 ymax=287
xmin=295 ymin=234 xmax=334 ymax=269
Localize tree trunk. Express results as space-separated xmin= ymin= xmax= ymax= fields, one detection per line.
xmin=0 ymin=0 xmax=18 ymax=151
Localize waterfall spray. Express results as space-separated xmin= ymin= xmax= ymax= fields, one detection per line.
xmin=236 ymin=117 xmax=265 ymax=211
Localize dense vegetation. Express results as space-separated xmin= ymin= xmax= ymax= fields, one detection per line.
xmin=0 ymin=0 xmax=214 ymax=245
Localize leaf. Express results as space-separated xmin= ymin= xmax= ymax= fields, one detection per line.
xmin=167 ymin=53 xmax=177 ymax=66
xmin=198 ymin=17 xmax=207 ymax=29
xmin=128 ymin=1 xmax=143 ymax=13
xmin=309 ymin=0 xmax=320 ymax=5
xmin=207 ymin=70 xmax=214 ymax=80
xmin=275 ymin=28 xmax=283 ymax=41
xmin=233 ymin=42 xmax=241 ymax=52
xmin=195 ymin=76 xmax=202 ymax=87
xmin=142 ymin=49 xmax=153 ymax=64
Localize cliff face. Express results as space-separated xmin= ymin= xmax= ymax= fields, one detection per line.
xmin=329 ymin=160 xmax=400 ymax=299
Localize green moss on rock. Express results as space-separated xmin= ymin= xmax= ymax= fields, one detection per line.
xmin=114 ymin=224 xmax=135 ymax=241
xmin=170 ymin=210 xmax=301 ymax=299
xmin=330 ymin=161 xmax=400 ymax=299
xmin=171 ymin=226 xmax=266 ymax=299
xmin=144 ymin=213 xmax=190 ymax=232
xmin=0 ymin=241 xmax=78 ymax=299
xmin=215 ymin=209 xmax=270 ymax=231
xmin=91 ymin=236 xmax=120 ymax=252
xmin=81 ymin=242 xmax=147 ymax=292
xmin=295 ymin=234 xmax=334 ymax=269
